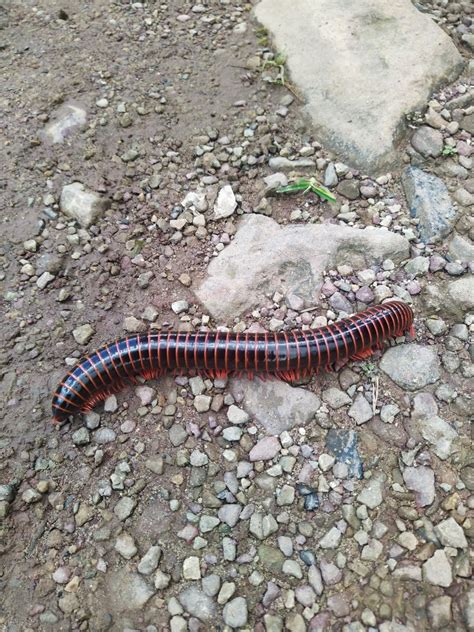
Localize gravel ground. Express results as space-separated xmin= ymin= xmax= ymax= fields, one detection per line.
xmin=0 ymin=1 xmax=473 ymax=631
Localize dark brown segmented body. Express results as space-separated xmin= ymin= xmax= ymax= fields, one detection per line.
xmin=52 ymin=301 xmax=414 ymax=423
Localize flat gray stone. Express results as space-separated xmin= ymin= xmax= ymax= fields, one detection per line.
xmin=425 ymin=276 xmax=474 ymax=320
xmin=403 ymin=466 xmax=435 ymax=507
xmin=402 ymin=167 xmax=457 ymax=243
xmin=423 ymin=550 xmax=453 ymax=587
xmin=214 ymin=185 xmax=237 ymax=219
xmin=448 ymin=234 xmax=474 ymax=263
xmin=380 ymin=344 xmax=440 ymax=391
xmin=197 ymin=215 xmax=409 ymax=321
xmin=113 ymin=496 xmax=137 ymax=521
xmin=348 ymin=394 xmax=373 ymax=425
xmin=411 ymin=126 xmax=443 ymax=158
xmin=447 ymin=277 xmax=474 ymax=316
xmin=249 ymin=436 xmax=281 ymax=462
xmin=105 ymin=571 xmax=155 ymax=612
xmin=418 ymin=415 xmax=458 ymax=460
xmin=254 ymin=0 xmax=462 ymax=174
xmin=357 ymin=472 xmax=386 ymax=509
xmin=230 ymin=378 xmax=320 ymax=434
xmin=434 ymin=517 xmax=468 ymax=549
xmin=178 ymin=587 xmax=216 ymax=621
xmin=223 ymin=597 xmax=248 ymax=629
xmin=137 ymin=546 xmax=162 ymax=575
xmin=428 ymin=596 xmax=452 ymax=629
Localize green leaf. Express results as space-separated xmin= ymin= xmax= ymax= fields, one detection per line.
xmin=276 ymin=183 xmax=309 ymax=194
xmin=311 ymin=186 xmax=336 ymax=203
xmin=276 ymin=178 xmax=336 ymax=203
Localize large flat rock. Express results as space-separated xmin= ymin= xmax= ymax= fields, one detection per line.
xmin=231 ymin=378 xmax=321 ymax=435
xmin=196 ymin=214 xmax=409 ymax=321
xmin=254 ymin=0 xmax=462 ymax=174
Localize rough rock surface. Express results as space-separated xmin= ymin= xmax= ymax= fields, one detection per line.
xmin=41 ymin=103 xmax=87 ymax=144
xmin=197 ymin=215 xmax=409 ymax=320
xmin=60 ymin=182 xmax=110 ymax=228
xmin=448 ymin=234 xmax=474 ymax=262
xmin=254 ymin=0 xmax=462 ymax=173
xmin=380 ymin=344 xmax=441 ymax=390
xmin=402 ymin=167 xmax=457 ymax=242
xmin=104 ymin=571 xmax=155 ymax=612
xmin=230 ymin=378 xmax=321 ymax=434
xmin=403 ymin=466 xmax=436 ymax=507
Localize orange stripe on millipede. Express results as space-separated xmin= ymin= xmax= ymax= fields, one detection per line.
xmin=224 ymin=331 xmax=230 ymax=373
xmin=184 ymin=332 xmax=191 ymax=370
xmin=331 ymin=322 xmax=348 ymax=360
xmin=293 ymin=331 xmax=301 ymax=374
xmin=301 ymin=329 xmax=312 ymax=372
xmin=342 ymin=318 xmax=358 ymax=354
xmin=115 ymin=339 xmax=130 ymax=376
xmin=361 ymin=311 xmax=374 ymax=348
xmin=394 ymin=303 xmax=405 ymax=334
xmin=106 ymin=342 xmax=122 ymax=381
xmin=194 ymin=333 xmax=200 ymax=369
xmin=175 ymin=332 xmax=181 ymax=370
xmin=364 ymin=308 xmax=382 ymax=347
xmin=147 ymin=332 xmax=152 ymax=373
xmin=376 ymin=309 xmax=390 ymax=341
xmin=254 ymin=333 xmax=259 ymax=372
xmin=156 ymin=333 xmax=162 ymax=369
xmin=137 ymin=337 xmax=146 ymax=375
xmin=214 ymin=331 xmax=220 ymax=371
xmin=166 ymin=332 xmax=172 ymax=370
xmin=53 ymin=402 xmax=72 ymax=415
xmin=126 ymin=338 xmax=138 ymax=374
xmin=58 ymin=391 xmax=82 ymax=408
xmin=85 ymin=354 xmax=106 ymax=387
xmin=97 ymin=349 xmax=114 ymax=383
xmin=367 ymin=307 xmax=386 ymax=344
xmin=327 ymin=325 xmax=341 ymax=364
xmin=320 ymin=328 xmax=332 ymax=365
xmin=235 ymin=333 xmax=240 ymax=371
xmin=398 ymin=303 xmax=410 ymax=333
xmin=276 ymin=334 xmax=281 ymax=371
xmin=384 ymin=304 xmax=398 ymax=335
xmin=264 ymin=333 xmax=270 ymax=373
xmin=348 ymin=315 xmax=366 ymax=353
xmin=392 ymin=303 xmax=403 ymax=333
xmin=66 ymin=366 xmax=94 ymax=398
xmin=204 ymin=331 xmax=210 ymax=371
xmin=62 ymin=381 xmax=89 ymax=404
xmin=244 ymin=333 xmax=249 ymax=371
xmin=311 ymin=330 xmax=322 ymax=368
xmin=283 ymin=332 xmax=291 ymax=371
xmin=373 ymin=306 xmax=390 ymax=343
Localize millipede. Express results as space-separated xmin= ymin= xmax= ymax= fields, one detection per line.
xmin=52 ymin=301 xmax=414 ymax=424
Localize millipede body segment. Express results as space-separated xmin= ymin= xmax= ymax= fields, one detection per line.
xmin=52 ymin=301 xmax=414 ymax=424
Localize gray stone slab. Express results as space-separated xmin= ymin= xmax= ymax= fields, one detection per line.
xmin=402 ymin=167 xmax=457 ymax=243
xmin=254 ymin=0 xmax=462 ymax=174
xmin=230 ymin=378 xmax=321 ymax=434
xmin=196 ymin=214 xmax=409 ymax=321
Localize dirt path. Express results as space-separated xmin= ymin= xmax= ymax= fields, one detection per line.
xmin=1 ymin=1 xmax=473 ymax=631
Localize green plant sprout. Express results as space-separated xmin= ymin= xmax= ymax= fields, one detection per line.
xmin=262 ymin=53 xmax=287 ymax=86
xmin=441 ymin=144 xmax=457 ymax=157
xmin=276 ymin=177 xmax=336 ymax=203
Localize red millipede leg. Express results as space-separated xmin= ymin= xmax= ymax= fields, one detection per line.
xmin=350 ymin=348 xmax=375 ymax=361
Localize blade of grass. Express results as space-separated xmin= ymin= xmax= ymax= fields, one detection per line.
xmin=276 ymin=178 xmax=336 ymax=203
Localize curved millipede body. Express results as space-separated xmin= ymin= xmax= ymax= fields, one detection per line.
xmin=52 ymin=301 xmax=414 ymax=424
